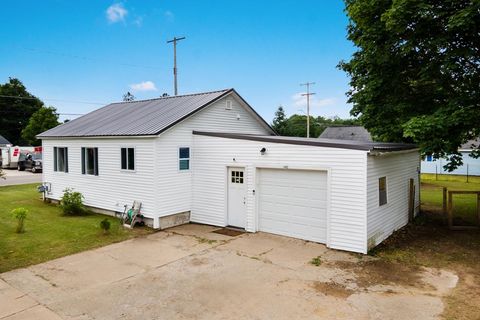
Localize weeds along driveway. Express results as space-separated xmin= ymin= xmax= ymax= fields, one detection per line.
xmin=0 ymin=224 xmax=458 ymax=320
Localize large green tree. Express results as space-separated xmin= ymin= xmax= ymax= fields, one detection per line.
xmin=21 ymin=106 xmax=60 ymax=145
xmin=0 ymin=78 xmax=43 ymax=145
xmin=339 ymin=0 xmax=480 ymax=170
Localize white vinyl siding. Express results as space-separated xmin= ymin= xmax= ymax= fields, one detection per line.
xmin=153 ymin=94 xmax=272 ymax=222
xmin=366 ymin=150 xmax=420 ymax=250
xmin=42 ymin=138 xmax=157 ymax=220
xmin=192 ymin=134 xmax=368 ymax=253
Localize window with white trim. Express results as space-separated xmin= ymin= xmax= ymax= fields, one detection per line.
xmin=379 ymin=176 xmax=387 ymax=206
xmin=81 ymin=147 xmax=99 ymax=175
xmin=121 ymin=148 xmax=135 ymax=170
xmin=53 ymin=147 xmax=68 ymax=172
xmin=179 ymin=147 xmax=190 ymax=171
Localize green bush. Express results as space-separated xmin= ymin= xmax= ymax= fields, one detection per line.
xmin=60 ymin=188 xmax=86 ymax=215
xmin=100 ymin=218 xmax=111 ymax=234
xmin=11 ymin=207 xmax=28 ymax=233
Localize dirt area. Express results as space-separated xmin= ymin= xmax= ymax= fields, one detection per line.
xmin=370 ymin=211 xmax=480 ymax=320
xmin=0 ymin=223 xmax=466 ymax=320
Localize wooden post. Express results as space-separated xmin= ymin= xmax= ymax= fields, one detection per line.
xmin=442 ymin=187 xmax=447 ymax=220
xmin=447 ymin=191 xmax=453 ymax=229
xmin=477 ymin=194 xmax=480 ymax=227
xmin=408 ymin=179 xmax=415 ymax=222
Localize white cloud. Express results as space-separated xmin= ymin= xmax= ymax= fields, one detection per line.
xmin=106 ymin=3 xmax=128 ymax=23
xmin=133 ymin=16 xmax=143 ymax=27
xmin=164 ymin=10 xmax=174 ymax=22
xmin=130 ymin=81 xmax=157 ymax=92
xmin=291 ymin=92 xmax=336 ymax=110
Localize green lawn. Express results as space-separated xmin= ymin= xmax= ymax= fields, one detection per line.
xmin=0 ymin=184 xmax=153 ymax=273
xmin=421 ymin=174 xmax=480 ymax=226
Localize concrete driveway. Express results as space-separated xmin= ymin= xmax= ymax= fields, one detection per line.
xmin=0 ymin=224 xmax=458 ymax=320
xmin=0 ymin=169 xmax=42 ymax=186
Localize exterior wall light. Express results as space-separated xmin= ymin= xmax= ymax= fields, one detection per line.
xmin=260 ymin=147 xmax=266 ymax=155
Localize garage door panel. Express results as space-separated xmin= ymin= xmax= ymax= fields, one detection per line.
xmin=258 ymin=169 xmax=328 ymax=243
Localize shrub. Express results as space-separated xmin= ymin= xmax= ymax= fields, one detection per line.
xmin=11 ymin=207 xmax=28 ymax=233
xmin=310 ymin=256 xmax=322 ymax=266
xmin=100 ymin=218 xmax=111 ymax=234
xmin=60 ymin=188 xmax=86 ymax=215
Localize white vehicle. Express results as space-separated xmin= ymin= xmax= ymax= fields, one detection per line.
xmin=0 ymin=146 xmax=39 ymax=169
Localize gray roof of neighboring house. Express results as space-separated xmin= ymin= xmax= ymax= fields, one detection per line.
xmin=193 ymin=131 xmax=418 ymax=152
xmin=0 ymin=134 xmax=12 ymax=146
xmin=460 ymin=138 xmax=480 ymax=151
xmin=38 ymin=89 xmax=273 ymax=138
xmin=319 ymin=126 xmax=373 ymax=142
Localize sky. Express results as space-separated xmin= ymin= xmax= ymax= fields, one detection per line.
xmin=0 ymin=1 xmax=355 ymax=122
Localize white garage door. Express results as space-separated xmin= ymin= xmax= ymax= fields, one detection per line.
xmin=258 ymin=169 xmax=327 ymax=243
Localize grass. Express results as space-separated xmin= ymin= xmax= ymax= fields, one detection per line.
xmin=0 ymin=184 xmax=153 ymax=273
xmin=421 ymin=173 xmax=480 ymax=226
xmin=371 ymin=174 xmax=480 ymax=319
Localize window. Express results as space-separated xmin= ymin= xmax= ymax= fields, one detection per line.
xmin=179 ymin=147 xmax=190 ymax=171
xmin=121 ymin=148 xmax=135 ymax=170
xmin=81 ymin=147 xmax=99 ymax=175
xmin=426 ymin=155 xmax=433 ymax=162
xmin=225 ymin=99 xmax=232 ymax=110
xmin=231 ymin=170 xmax=244 ymax=184
xmin=379 ymin=176 xmax=387 ymax=206
xmin=53 ymin=147 xmax=68 ymax=172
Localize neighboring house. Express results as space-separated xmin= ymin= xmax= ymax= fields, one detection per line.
xmin=38 ymin=89 xmax=420 ymax=254
xmin=421 ymin=139 xmax=480 ymax=176
xmin=0 ymin=134 xmax=12 ymax=147
xmin=319 ymin=126 xmax=372 ymax=142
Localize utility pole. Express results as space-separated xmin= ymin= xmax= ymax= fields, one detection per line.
xmin=167 ymin=36 xmax=186 ymax=96
xmin=300 ymin=82 xmax=315 ymax=138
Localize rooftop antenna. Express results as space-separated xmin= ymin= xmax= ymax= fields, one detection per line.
xmin=167 ymin=36 xmax=186 ymax=96
xmin=300 ymin=82 xmax=316 ymax=138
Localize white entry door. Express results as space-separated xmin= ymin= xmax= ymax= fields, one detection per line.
xmin=227 ymin=167 xmax=247 ymax=228
xmin=258 ymin=169 xmax=328 ymax=243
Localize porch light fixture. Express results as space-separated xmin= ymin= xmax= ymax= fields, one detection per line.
xmin=260 ymin=147 xmax=266 ymax=155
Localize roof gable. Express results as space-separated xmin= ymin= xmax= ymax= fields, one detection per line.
xmin=38 ymin=89 xmax=273 ymax=138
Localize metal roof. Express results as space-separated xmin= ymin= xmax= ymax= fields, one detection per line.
xmin=0 ymin=134 xmax=12 ymax=146
xmin=319 ymin=126 xmax=373 ymax=142
xmin=193 ymin=131 xmax=418 ymax=152
xmin=460 ymin=138 xmax=479 ymax=151
xmin=38 ymin=89 xmax=273 ymax=138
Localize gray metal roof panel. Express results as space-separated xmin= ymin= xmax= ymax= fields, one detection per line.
xmin=38 ymin=89 xmax=233 ymax=138
xmin=193 ymin=131 xmax=418 ymax=152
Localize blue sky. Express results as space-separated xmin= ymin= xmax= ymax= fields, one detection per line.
xmin=0 ymin=1 xmax=354 ymax=122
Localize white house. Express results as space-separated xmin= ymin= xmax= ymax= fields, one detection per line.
xmin=38 ymin=89 xmax=420 ymax=253
xmin=421 ymin=139 xmax=480 ymax=176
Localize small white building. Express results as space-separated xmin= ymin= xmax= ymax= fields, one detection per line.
xmin=38 ymin=89 xmax=420 ymax=253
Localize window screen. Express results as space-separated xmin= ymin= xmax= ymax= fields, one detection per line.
xmin=82 ymin=147 xmax=98 ymax=175
xmin=179 ymin=147 xmax=190 ymax=170
xmin=121 ymin=148 xmax=135 ymax=170
xmin=379 ymin=177 xmax=387 ymax=206
xmin=53 ymin=147 xmax=68 ymax=173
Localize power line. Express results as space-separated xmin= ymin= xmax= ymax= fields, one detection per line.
xmin=16 ymin=46 xmax=163 ymax=70
xmin=0 ymin=95 xmax=107 ymax=105
xmin=300 ymin=82 xmax=316 ymax=138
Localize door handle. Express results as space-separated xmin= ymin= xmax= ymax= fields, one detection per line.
xmin=243 ymin=197 xmax=246 ymax=205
